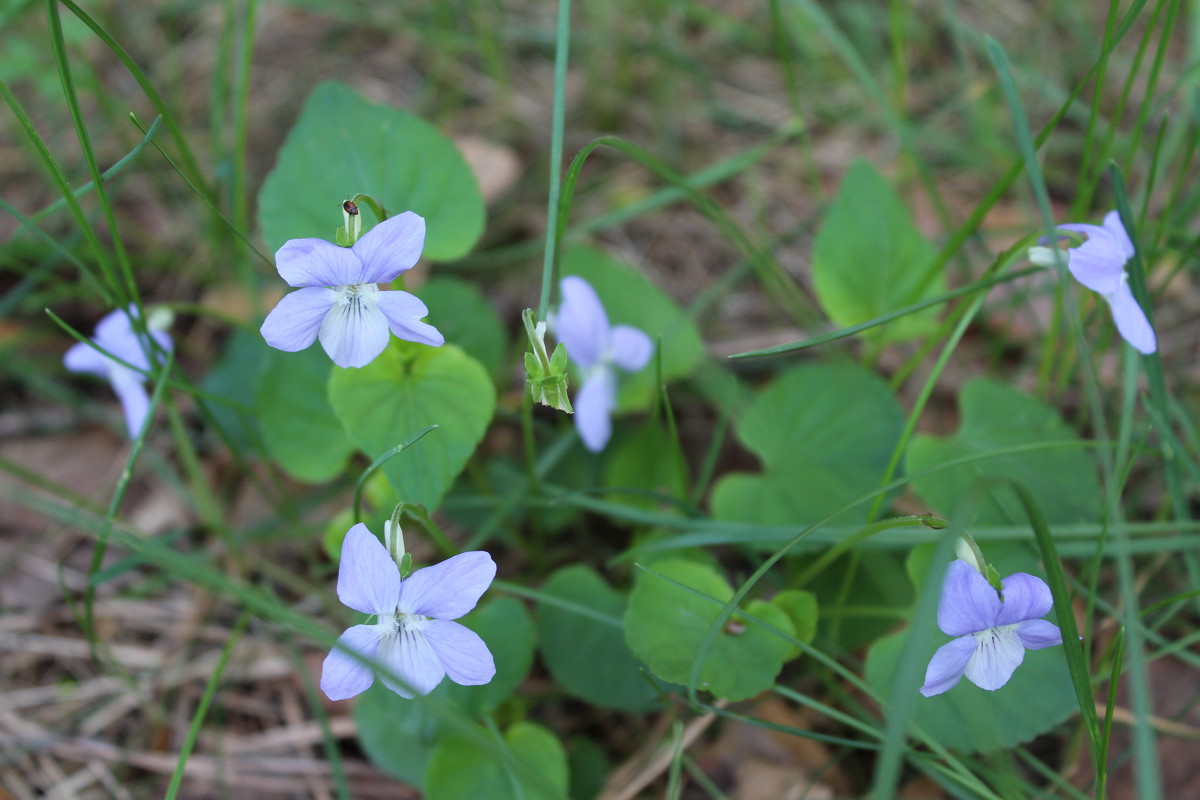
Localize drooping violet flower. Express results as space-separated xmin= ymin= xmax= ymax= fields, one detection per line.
xmin=1029 ymin=210 xmax=1156 ymax=354
xmin=321 ymin=523 xmax=496 ymax=701
xmin=260 ymin=212 xmax=444 ymax=369
xmin=554 ymin=276 xmax=653 ymax=452
xmin=920 ymin=559 xmax=1063 ymax=697
xmin=63 ymin=306 xmax=172 ymax=439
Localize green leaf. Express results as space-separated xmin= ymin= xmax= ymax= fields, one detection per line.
xmin=353 ymin=597 xmax=534 ymax=787
xmin=257 ymin=81 xmax=485 ymax=260
xmin=711 ymin=362 xmax=904 ymax=525
xmin=424 ymin=722 xmax=570 ymax=800
xmin=905 ymin=378 xmax=1102 ymax=525
xmin=256 ymin=346 xmax=356 ymax=483
xmin=561 ymin=245 xmax=704 ymax=409
xmin=812 ymin=159 xmax=943 ymax=341
xmin=538 ymin=566 xmax=660 ymax=711
xmin=806 ymin=550 xmax=913 ymax=651
xmin=769 ymin=589 xmax=818 ymax=657
xmin=603 ymin=423 xmax=688 ymax=512
xmin=328 ymin=340 xmax=495 ymax=511
xmin=354 ymin=682 xmax=441 ymax=786
xmin=624 ymin=559 xmax=794 ymax=701
xmin=419 ymin=277 xmax=507 ymax=381
xmin=201 ymin=328 xmax=263 ymax=450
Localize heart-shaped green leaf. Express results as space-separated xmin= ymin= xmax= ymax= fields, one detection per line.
xmin=328 ymin=340 xmax=494 ymax=511
xmin=257 ymin=81 xmax=485 ymax=261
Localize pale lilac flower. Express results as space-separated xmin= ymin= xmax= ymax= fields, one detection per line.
xmin=260 ymin=212 xmax=444 ymax=369
xmin=920 ymin=560 xmax=1063 ymax=697
xmin=63 ymin=306 xmax=172 ymax=439
xmin=321 ymin=523 xmax=496 ymax=701
xmin=555 ymin=276 xmax=653 ymax=451
xmin=1030 ymin=210 xmax=1156 ymax=354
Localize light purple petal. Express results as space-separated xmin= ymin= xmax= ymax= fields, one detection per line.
xmin=936 ymin=560 xmax=1001 ymax=636
xmin=321 ymin=624 xmax=384 ymax=701
xmin=557 ymin=276 xmax=609 ymax=369
xmin=422 ymin=619 xmax=496 ymax=686
xmin=109 ymin=368 xmax=151 ymax=440
xmin=275 ymin=238 xmax=364 ymax=287
xmin=64 ymin=340 xmax=113 ymax=377
xmin=377 ymin=626 xmax=445 ymax=698
xmin=259 ymin=287 xmax=336 ymax=353
xmin=1106 ymin=284 xmax=1157 ymax=354
xmin=574 ymin=368 xmax=616 ymax=452
xmin=376 ymin=290 xmax=444 ymax=347
xmin=919 ymin=635 xmax=976 ymax=697
xmin=398 ymin=551 xmax=496 ymax=620
xmin=1015 ymin=619 xmax=1063 ymax=650
xmin=318 ymin=292 xmax=391 ymax=369
xmin=610 ymin=325 xmax=653 ymax=372
xmin=1100 ymin=210 xmax=1135 ymax=259
xmin=963 ymin=627 xmax=1025 ymax=691
xmin=351 ymin=212 xmax=426 ymax=284
xmin=336 ymin=523 xmax=400 ymax=617
xmin=995 ymin=572 xmax=1053 ymax=625
xmin=1067 ymin=247 xmax=1125 ymax=295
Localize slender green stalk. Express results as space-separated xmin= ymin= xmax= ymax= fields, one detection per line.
xmin=46 ymin=0 xmax=139 ymax=307
xmin=536 ymin=0 xmax=573 ymax=319
xmin=164 ymin=613 xmax=250 ymax=800
xmin=83 ymin=350 xmax=175 ymax=660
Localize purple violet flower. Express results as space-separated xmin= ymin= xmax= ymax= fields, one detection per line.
xmin=1031 ymin=210 xmax=1157 ymax=354
xmin=321 ymin=523 xmax=496 ymax=701
xmin=260 ymin=212 xmax=444 ymax=369
xmin=63 ymin=306 xmax=172 ymax=439
xmin=555 ymin=276 xmax=653 ymax=452
xmin=920 ymin=559 xmax=1064 ymax=697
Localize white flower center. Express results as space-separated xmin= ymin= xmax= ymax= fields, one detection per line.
xmin=333 ymin=283 xmax=380 ymax=311
xmin=377 ymin=609 xmax=431 ymax=638
xmin=972 ymin=622 xmax=1018 ymax=645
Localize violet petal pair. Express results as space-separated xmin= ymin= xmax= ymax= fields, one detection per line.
xmin=260 ymin=212 xmax=444 ymax=369
xmin=555 ymin=276 xmax=653 ymax=451
xmin=63 ymin=306 xmax=172 ymax=439
xmin=1037 ymin=210 xmax=1157 ymax=354
xmin=920 ymin=560 xmax=1063 ymax=697
xmin=320 ymin=523 xmax=497 ymax=701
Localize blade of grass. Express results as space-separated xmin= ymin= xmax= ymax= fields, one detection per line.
xmin=164 ymin=612 xmax=250 ymax=800
xmin=535 ymin=0 xmax=573 ymax=319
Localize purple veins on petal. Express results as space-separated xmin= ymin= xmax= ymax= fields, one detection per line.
xmin=377 ymin=624 xmax=446 ymax=699
xmin=317 ymin=289 xmax=392 ymax=369
xmin=962 ymin=627 xmax=1026 ymax=691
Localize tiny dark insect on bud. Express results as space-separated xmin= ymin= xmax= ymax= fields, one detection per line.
xmin=343 ymin=200 xmax=359 ymax=215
